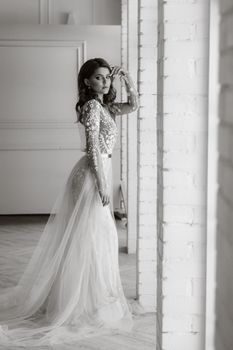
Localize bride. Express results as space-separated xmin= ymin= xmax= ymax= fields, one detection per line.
xmin=0 ymin=57 xmax=139 ymax=347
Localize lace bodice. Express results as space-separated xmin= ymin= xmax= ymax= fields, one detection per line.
xmin=78 ymin=71 xmax=139 ymax=193
xmin=80 ymin=99 xmax=118 ymax=192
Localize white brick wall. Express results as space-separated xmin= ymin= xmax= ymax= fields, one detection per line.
xmin=215 ymin=0 xmax=233 ymax=349
xmin=137 ymin=0 xmax=158 ymax=312
xmin=120 ymin=0 xmax=128 ymax=190
xmin=157 ymin=0 xmax=209 ymax=349
xmin=126 ymin=0 xmax=138 ymax=254
xmin=122 ymin=0 xmax=211 ymax=347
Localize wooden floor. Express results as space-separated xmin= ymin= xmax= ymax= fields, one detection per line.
xmin=0 ymin=215 xmax=156 ymax=350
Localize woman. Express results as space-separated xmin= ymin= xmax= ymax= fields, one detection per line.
xmin=0 ymin=58 xmax=139 ymax=346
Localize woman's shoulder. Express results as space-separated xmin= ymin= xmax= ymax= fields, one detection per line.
xmin=82 ymin=98 xmax=102 ymax=112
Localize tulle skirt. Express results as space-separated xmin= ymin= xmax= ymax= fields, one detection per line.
xmin=0 ymin=154 xmax=135 ymax=347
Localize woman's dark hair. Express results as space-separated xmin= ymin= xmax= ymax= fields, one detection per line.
xmin=75 ymin=58 xmax=117 ymax=124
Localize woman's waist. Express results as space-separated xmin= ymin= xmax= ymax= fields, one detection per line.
xmin=100 ymin=152 xmax=112 ymax=158
xmin=80 ymin=149 xmax=112 ymax=158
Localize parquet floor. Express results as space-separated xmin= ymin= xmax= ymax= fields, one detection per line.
xmin=0 ymin=215 xmax=156 ymax=350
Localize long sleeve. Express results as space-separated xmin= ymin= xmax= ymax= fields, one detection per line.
xmin=109 ymin=72 xmax=139 ymax=116
xmin=82 ymin=99 xmax=108 ymax=193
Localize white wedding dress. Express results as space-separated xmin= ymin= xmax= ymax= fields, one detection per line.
xmin=0 ymin=99 xmax=138 ymax=347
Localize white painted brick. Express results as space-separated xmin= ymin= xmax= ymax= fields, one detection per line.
xmin=138 ymin=153 xmax=157 ymax=165
xmin=138 ymin=260 xmax=156 ymax=272
xmin=194 ymin=20 xmax=209 ymax=39
xmin=138 ymin=247 xmax=156 ymax=260
xmin=163 ymin=95 xmax=197 ymax=115
xmin=155 ymin=0 xmax=209 ymax=347
xmin=163 ymin=152 xmax=206 ymax=171
xmin=163 ymin=132 xmax=196 ymax=152
xmin=138 ymin=201 xmax=157 ymax=214
xmin=193 ymin=205 xmax=206 ymax=224
xmin=138 ymin=295 xmax=156 ymax=308
xmin=138 ymin=166 xmax=156 ymax=179
xmin=164 ymin=22 xmax=195 ymax=41
xmin=163 ymin=295 xmax=205 ymax=314
xmin=138 ymin=45 xmax=157 ymax=59
xmin=163 ymin=170 xmax=193 ymax=188
xmin=164 ymin=40 xmax=208 ymax=58
xmin=138 ymin=271 xmax=157 ymax=283
xmin=191 ymin=314 xmax=205 ymax=332
xmin=164 ymin=76 xmax=208 ymax=95
xmin=140 ymin=7 xmax=157 ymax=20
xmin=164 ymin=57 xmax=196 ymax=78
xmin=163 ymin=277 xmax=193 ymax=296
xmin=163 ymin=223 xmax=206 ymax=242
xmin=138 ymin=116 xmax=156 ymax=130
xmin=138 ymin=282 xmax=156 ymax=294
xmin=138 ymin=130 xmax=157 ymax=143
xmin=139 ymin=20 xmax=157 ymax=35
xmin=163 ymin=240 xmax=205 ymax=261
xmin=165 ymin=0 xmax=204 ymax=2
xmin=163 ymin=333 xmax=204 ymax=350
xmin=163 ymin=314 xmax=193 ymax=332
xmin=140 ymin=0 xmax=156 ymax=7
xmin=163 ymin=188 xmax=206 ymax=206
xmin=138 ymin=226 xmax=157 ymax=239
xmin=192 ymin=277 xmax=206 ymax=297
xmin=164 ymin=3 xmax=209 ymax=21
xmin=163 ymin=204 xmax=194 ymax=223
xmin=139 ymin=81 xmax=157 ymax=94
xmin=138 ymin=213 xmax=157 ymax=226
xmin=138 ymin=68 xmax=157 ymax=81
xmin=193 ymin=171 xmax=206 ymax=190
xmin=139 ymin=141 xmax=157 ymax=154
xmin=139 ymin=33 xmax=157 ymax=46
xmin=139 ymin=94 xmax=157 ymax=108
xmin=163 ymin=260 xmax=205 ymax=279
xmin=196 ymin=57 xmax=209 ymax=77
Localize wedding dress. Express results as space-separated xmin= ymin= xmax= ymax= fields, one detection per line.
xmin=0 ymin=97 xmax=140 ymax=347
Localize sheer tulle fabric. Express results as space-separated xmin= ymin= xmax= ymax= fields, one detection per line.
xmin=0 ymin=154 xmax=133 ymax=347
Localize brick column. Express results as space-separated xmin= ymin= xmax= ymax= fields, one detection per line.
xmin=215 ymin=0 xmax=233 ymax=349
xmin=157 ymin=0 xmax=210 ymax=349
xmin=120 ymin=0 xmax=128 ymax=191
xmin=137 ymin=0 xmax=158 ymax=312
xmin=127 ymin=0 xmax=138 ymax=253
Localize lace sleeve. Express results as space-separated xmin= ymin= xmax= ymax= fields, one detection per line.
xmin=82 ymin=99 xmax=108 ymax=193
xmin=109 ymin=72 xmax=139 ymax=116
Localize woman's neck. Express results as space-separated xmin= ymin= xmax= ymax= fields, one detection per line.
xmin=96 ymin=93 xmax=103 ymax=103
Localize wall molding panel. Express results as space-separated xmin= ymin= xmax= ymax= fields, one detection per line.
xmin=0 ymin=25 xmax=120 ymax=214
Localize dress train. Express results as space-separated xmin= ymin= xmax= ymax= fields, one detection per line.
xmin=0 ymin=154 xmax=137 ymax=347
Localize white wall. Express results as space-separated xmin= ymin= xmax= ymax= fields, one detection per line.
xmin=0 ymin=25 xmax=121 ymax=214
xmin=156 ymin=0 xmax=210 ymax=349
xmin=0 ymin=0 xmax=121 ymax=25
xmin=136 ymin=0 xmax=158 ymax=312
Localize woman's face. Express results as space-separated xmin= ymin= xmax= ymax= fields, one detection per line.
xmin=84 ymin=67 xmax=112 ymax=95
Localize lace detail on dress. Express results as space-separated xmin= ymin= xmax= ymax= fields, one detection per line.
xmin=71 ymin=160 xmax=88 ymax=204
xmin=81 ymin=99 xmax=118 ymax=193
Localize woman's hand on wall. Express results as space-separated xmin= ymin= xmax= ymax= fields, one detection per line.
xmin=110 ymin=66 xmax=128 ymax=80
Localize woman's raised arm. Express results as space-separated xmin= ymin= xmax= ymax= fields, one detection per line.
xmin=110 ymin=68 xmax=139 ymax=116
